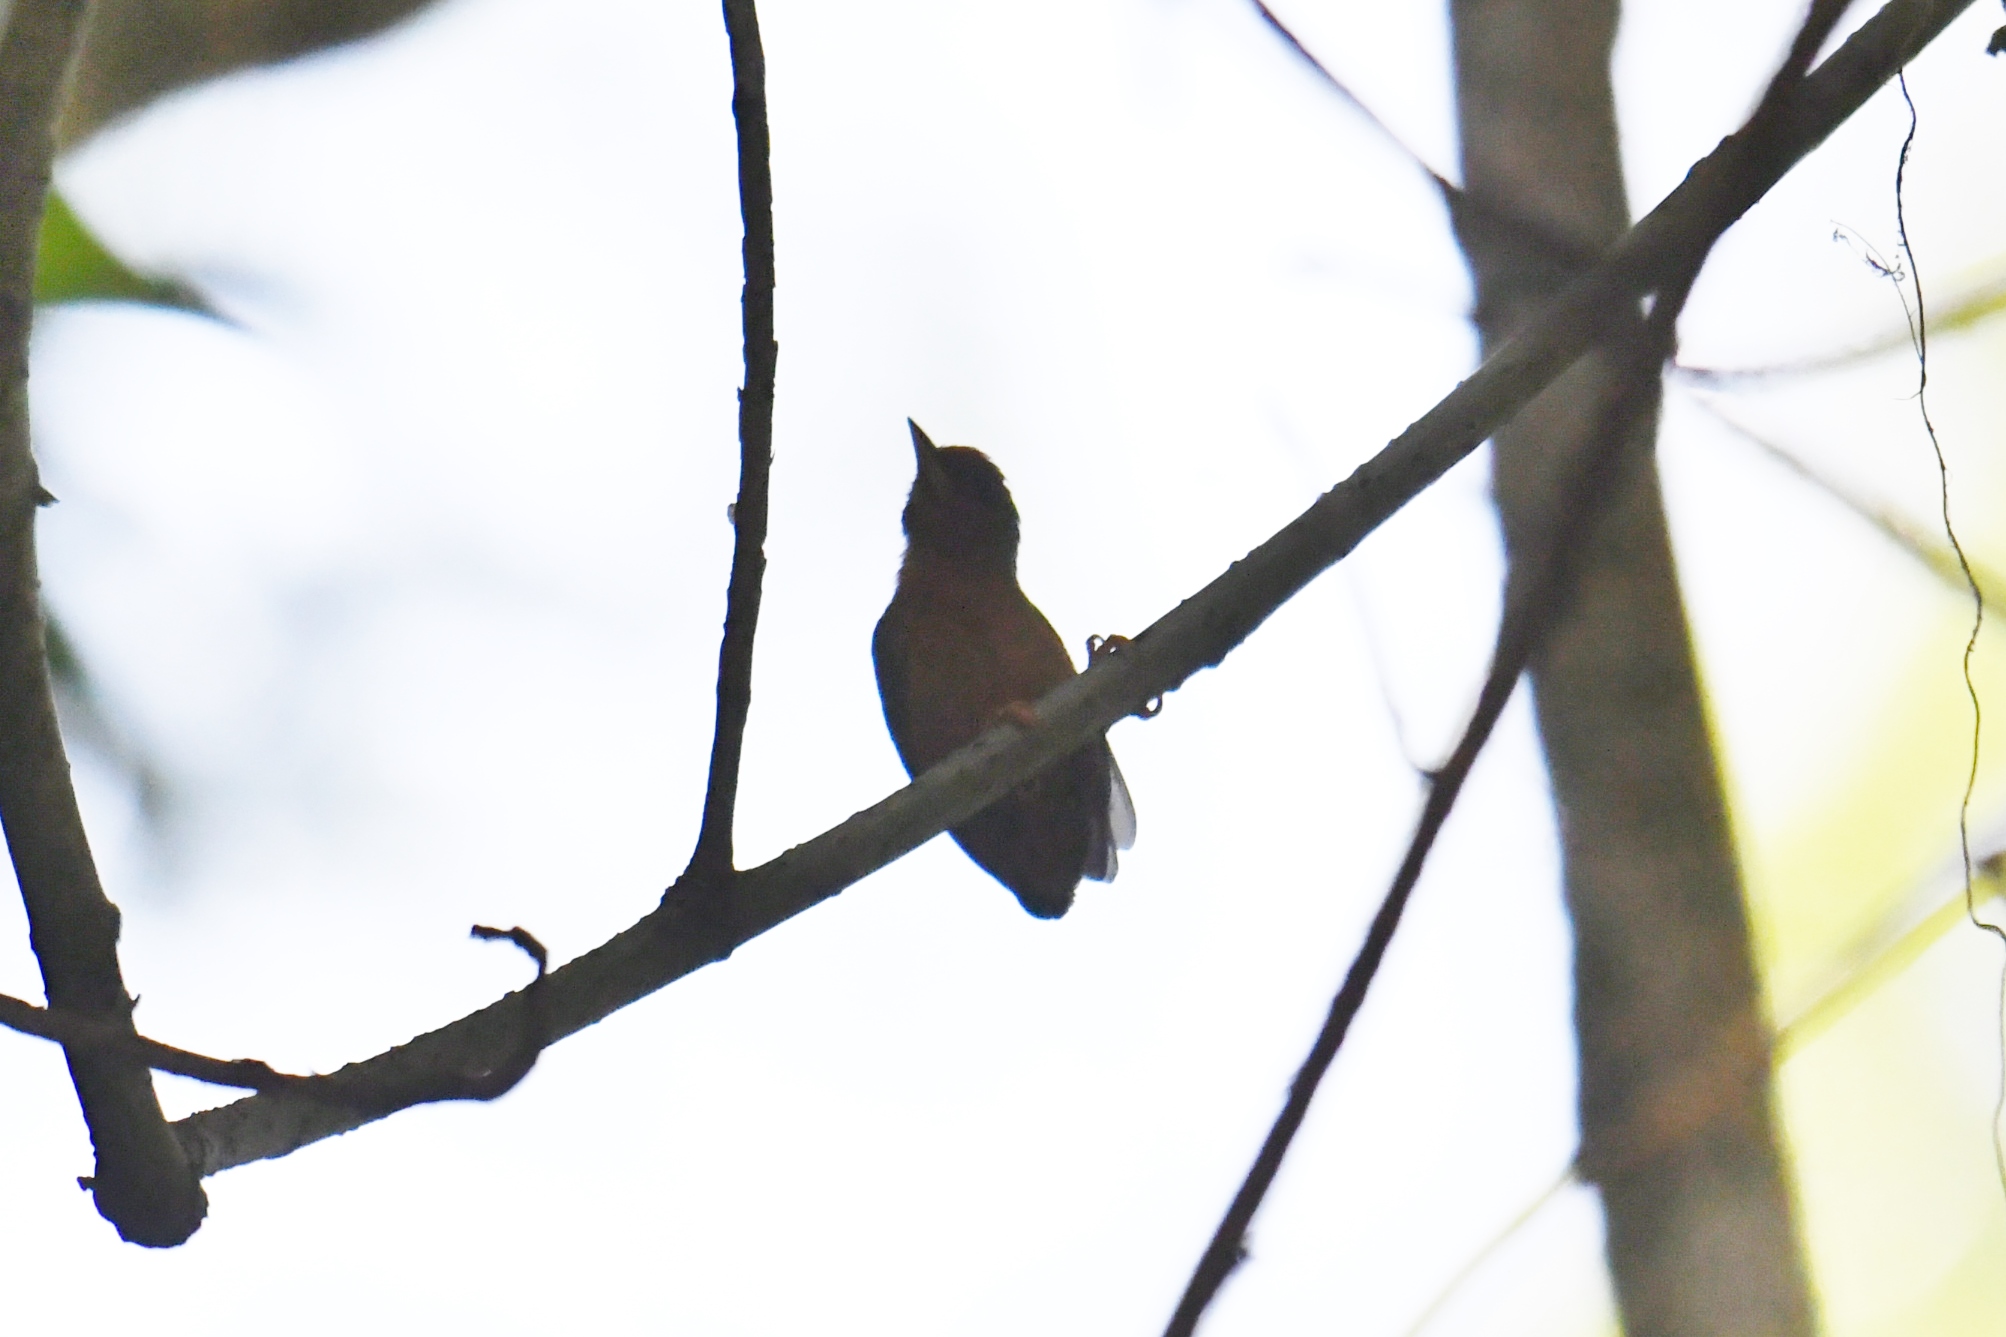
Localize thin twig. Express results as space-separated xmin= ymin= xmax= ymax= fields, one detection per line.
xmin=1247 ymin=1 xmax=1454 ymax=186
xmin=0 ymin=918 xmax=572 ymax=1093
xmin=1396 ymin=1165 xmax=1575 ymax=1337
xmin=0 ymin=0 xmax=208 ymax=1246
xmin=689 ymin=0 xmax=778 ymax=880
xmin=166 ymin=0 xmax=1980 ymax=1182
xmin=1247 ymin=0 xmax=1601 ymax=278
xmin=0 ymin=991 xmax=305 ymax=1091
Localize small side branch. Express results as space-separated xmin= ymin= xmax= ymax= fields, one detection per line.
xmin=0 ymin=0 xmax=208 ymax=1246
xmin=165 ymin=0 xmax=1976 ymax=1182
xmin=688 ymin=0 xmax=778 ymax=881
xmin=1247 ymin=0 xmax=1602 ymax=282
xmin=0 ymin=992 xmax=307 ymax=1092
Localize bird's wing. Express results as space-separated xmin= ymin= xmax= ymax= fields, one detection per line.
xmin=872 ymin=608 xmax=916 ymax=775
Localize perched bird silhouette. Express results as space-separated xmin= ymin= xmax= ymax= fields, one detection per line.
xmin=874 ymin=420 xmax=1135 ymax=918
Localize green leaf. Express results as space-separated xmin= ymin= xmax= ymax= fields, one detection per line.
xmin=35 ymin=190 xmax=209 ymax=314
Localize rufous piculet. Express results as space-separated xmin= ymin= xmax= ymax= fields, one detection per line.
xmin=874 ymin=420 xmax=1135 ymax=918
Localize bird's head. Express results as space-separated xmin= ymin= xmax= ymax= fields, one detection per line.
xmin=901 ymin=419 xmax=1020 ymax=572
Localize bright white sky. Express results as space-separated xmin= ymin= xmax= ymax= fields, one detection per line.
xmin=0 ymin=1 xmax=2002 ymax=1332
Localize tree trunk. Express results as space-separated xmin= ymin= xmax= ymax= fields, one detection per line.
xmin=1448 ymin=2 xmax=1817 ymax=1332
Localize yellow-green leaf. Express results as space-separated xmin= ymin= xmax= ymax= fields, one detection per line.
xmin=35 ymin=190 xmax=207 ymax=313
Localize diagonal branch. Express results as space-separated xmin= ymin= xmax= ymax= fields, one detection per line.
xmin=689 ymin=0 xmax=778 ymax=881
xmin=0 ymin=0 xmax=209 ymax=1246
xmin=1247 ymin=0 xmax=1456 ymax=186
xmin=166 ymin=0 xmax=1978 ymax=1182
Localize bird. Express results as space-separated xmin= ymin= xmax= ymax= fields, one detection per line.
xmin=873 ymin=420 xmax=1135 ymax=918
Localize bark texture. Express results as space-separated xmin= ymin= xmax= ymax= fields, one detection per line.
xmin=1449 ymin=2 xmax=1816 ymax=1332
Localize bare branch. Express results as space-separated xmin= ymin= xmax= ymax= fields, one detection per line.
xmin=0 ymin=0 xmax=209 ymax=1246
xmin=0 ymin=992 xmax=305 ymax=1092
xmin=167 ymin=0 xmax=1979 ymax=1182
xmin=1248 ymin=0 xmax=1603 ymax=281
xmin=689 ymin=0 xmax=778 ymax=881
xmin=1247 ymin=1 xmax=1456 ymax=187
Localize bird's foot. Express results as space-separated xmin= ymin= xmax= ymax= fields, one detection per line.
xmin=1086 ymin=634 xmax=1162 ymax=719
xmin=1086 ymin=633 xmax=1131 ymax=662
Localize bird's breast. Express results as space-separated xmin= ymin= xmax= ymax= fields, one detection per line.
xmin=877 ymin=564 xmax=1078 ymax=774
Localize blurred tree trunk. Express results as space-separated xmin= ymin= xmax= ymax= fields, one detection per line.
xmin=1448 ymin=2 xmax=1817 ymax=1333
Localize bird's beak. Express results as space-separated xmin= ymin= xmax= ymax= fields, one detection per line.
xmin=908 ymin=419 xmax=944 ymax=483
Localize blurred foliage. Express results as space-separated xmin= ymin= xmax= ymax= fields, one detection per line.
xmin=1777 ymin=859 xmax=2006 ymax=1059
xmin=34 ymin=191 xmax=208 ymax=313
xmin=60 ymin=0 xmax=443 ymax=146
xmin=1681 ymin=269 xmax=2006 ymax=382
xmin=1928 ymin=273 xmax=2006 ymax=341
xmin=40 ymin=610 xmax=86 ymax=690
xmin=43 ymin=616 xmax=169 ymax=826
xmin=33 ymin=190 xmax=193 ymax=821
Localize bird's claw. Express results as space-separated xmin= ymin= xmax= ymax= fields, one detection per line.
xmin=1086 ymin=634 xmax=1163 ymax=719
